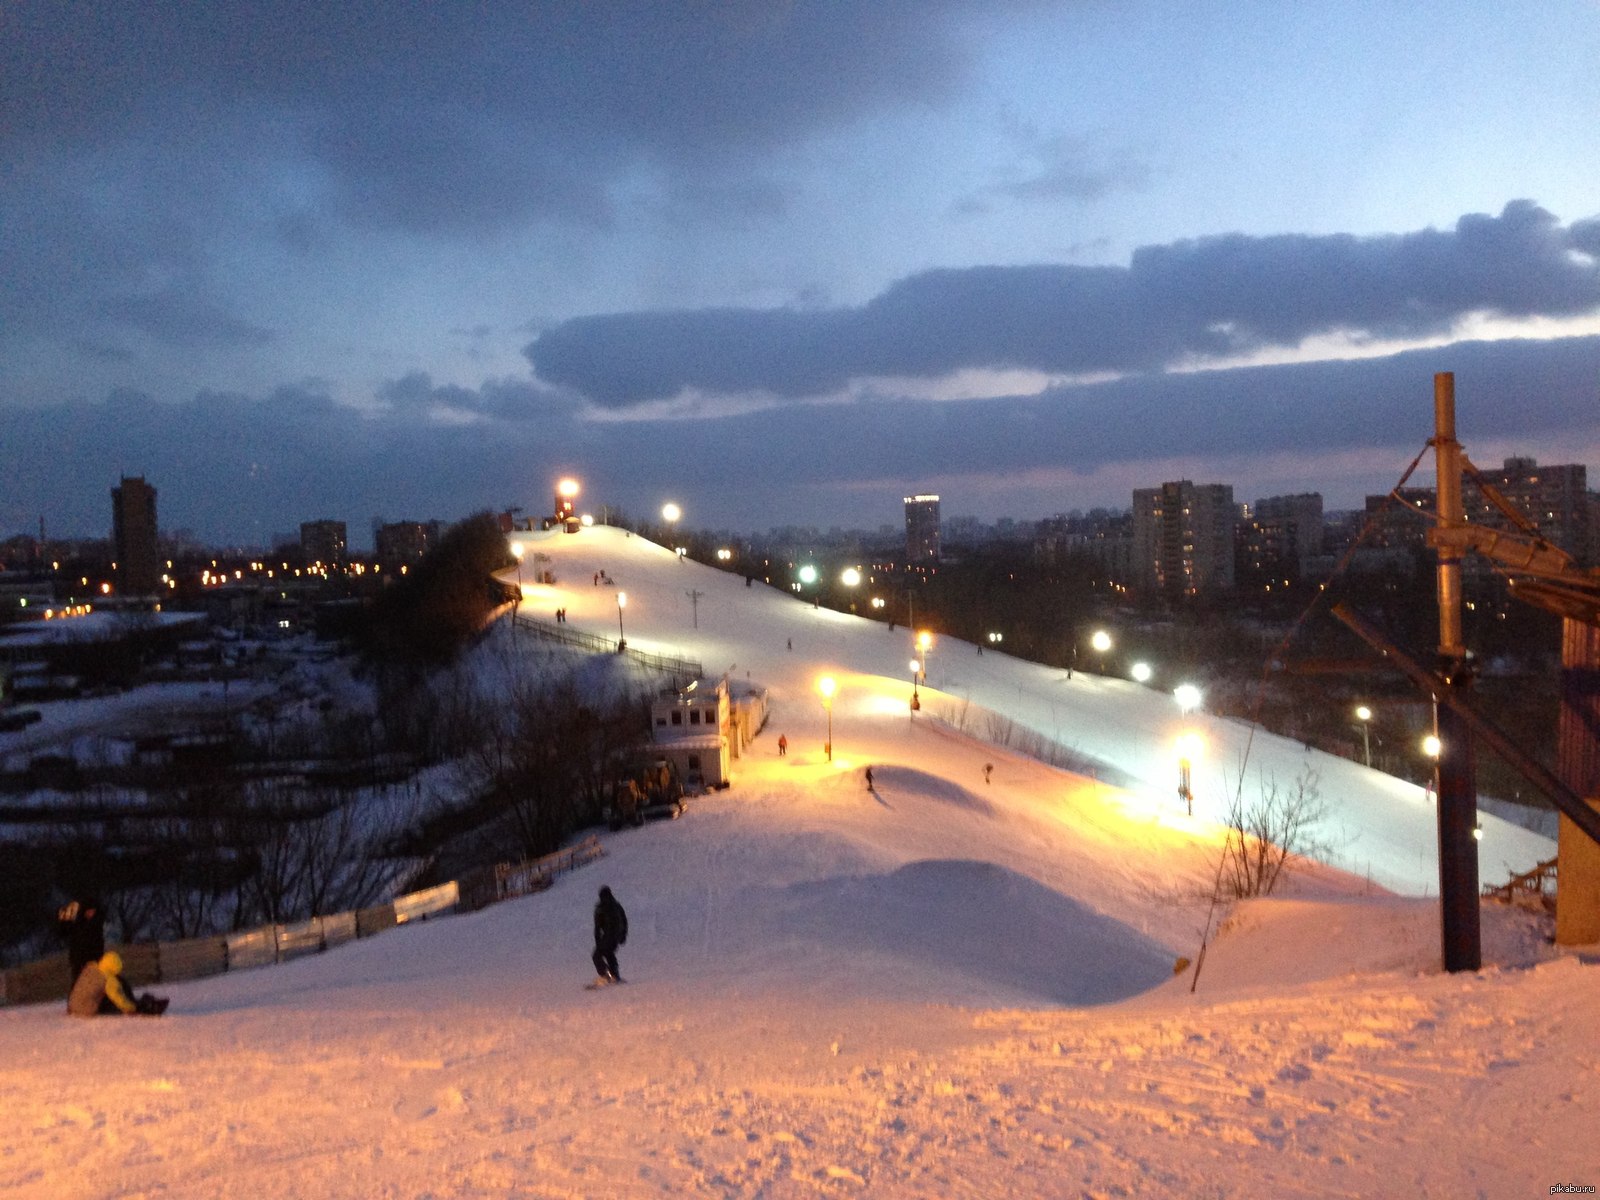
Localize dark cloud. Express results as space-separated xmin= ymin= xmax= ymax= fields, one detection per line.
xmin=4 ymin=2 xmax=1036 ymax=235
xmin=526 ymin=202 xmax=1600 ymax=407
xmin=6 ymin=333 xmax=1597 ymax=544
xmin=377 ymin=372 xmax=572 ymax=420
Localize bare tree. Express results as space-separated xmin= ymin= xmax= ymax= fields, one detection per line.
xmin=1215 ymin=765 xmax=1331 ymax=899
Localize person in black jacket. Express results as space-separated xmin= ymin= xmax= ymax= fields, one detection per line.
xmin=592 ymin=886 xmax=628 ymax=984
xmin=57 ymin=895 xmax=106 ymax=985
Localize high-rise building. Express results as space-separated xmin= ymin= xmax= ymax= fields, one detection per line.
xmin=1465 ymin=457 xmax=1589 ymax=562
xmin=375 ymin=520 xmax=439 ymax=575
xmin=111 ymin=475 xmax=161 ymax=596
xmin=300 ymin=520 xmax=348 ymax=568
xmin=1237 ymin=493 xmax=1324 ymax=587
xmin=1132 ymin=480 xmax=1237 ymax=596
xmin=904 ymin=495 xmax=941 ymax=564
xmin=1360 ymin=457 xmax=1592 ymax=569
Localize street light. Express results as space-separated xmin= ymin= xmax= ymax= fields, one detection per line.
xmin=1175 ymin=731 xmax=1203 ymax=816
xmin=616 ymin=591 xmax=627 ymax=650
xmin=1130 ymin=661 xmax=1152 ymax=684
xmin=916 ymin=631 xmax=933 ymax=685
xmin=555 ymin=477 xmax=580 ymax=524
xmin=840 ymin=567 xmax=862 ymax=588
xmin=1355 ymin=704 xmax=1373 ymax=767
xmin=1090 ymin=628 xmax=1112 ymax=673
xmin=909 ymin=659 xmax=922 ymax=709
xmin=1422 ymin=733 xmax=1442 ymax=759
xmin=819 ymin=675 xmax=836 ymax=761
xmin=798 ymin=564 xmax=818 ymax=585
xmin=509 ymin=541 xmax=526 ymax=643
xmin=1174 ymin=683 xmax=1202 ymax=715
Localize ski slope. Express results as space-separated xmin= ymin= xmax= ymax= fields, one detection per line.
xmin=2 ymin=525 xmax=1594 ymax=1199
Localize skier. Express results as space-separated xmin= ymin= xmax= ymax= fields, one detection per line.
xmin=777 ymin=734 xmax=787 ymax=757
xmin=865 ymin=766 xmax=874 ymax=791
xmin=984 ymin=763 xmax=993 ymax=785
xmin=591 ymin=886 xmax=628 ymax=985
xmin=57 ymin=894 xmax=106 ymax=986
xmin=67 ymin=951 xmax=167 ymax=1017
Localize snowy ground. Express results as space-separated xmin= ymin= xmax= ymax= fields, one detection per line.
xmin=3 ymin=526 xmax=1595 ymax=1199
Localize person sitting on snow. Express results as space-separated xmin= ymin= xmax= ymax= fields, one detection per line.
xmin=57 ymin=894 xmax=106 ymax=986
xmin=67 ymin=951 xmax=167 ymax=1017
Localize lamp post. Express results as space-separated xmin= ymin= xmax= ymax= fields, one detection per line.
xmin=509 ymin=541 xmax=525 ymax=597
xmin=840 ymin=567 xmax=862 ymax=613
xmin=509 ymin=541 xmax=525 ymax=643
xmin=1355 ymin=704 xmax=1373 ymax=767
xmin=1090 ymin=628 xmax=1112 ymax=674
xmin=555 ymin=478 xmax=580 ymax=525
xmin=909 ymin=659 xmax=922 ymax=711
xmin=916 ymin=631 xmax=933 ymax=685
xmin=1175 ymin=731 xmax=1202 ymax=816
xmin=616 ymin=591 xmax=627 ymax=651
xmin=819 ymin=675 xmax=836 ymax=761
xmin=662 ymin=502 xmax=681 ymax=551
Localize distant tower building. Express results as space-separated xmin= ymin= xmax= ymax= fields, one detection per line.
xmin=1132 ymin=481 xmax=1237 ymax=596
xmin=111 ymin=475 xmax=161 ymax=596
xmin=300 ymin=520 xmax=348 ymax=568
xmin=904 ymin=495 xmax=941 ymax=564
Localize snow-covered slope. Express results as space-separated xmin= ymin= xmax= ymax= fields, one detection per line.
xmin=3 ymin=525 xmax=1594 ymax=1199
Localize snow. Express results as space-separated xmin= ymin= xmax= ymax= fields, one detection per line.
xmin=4 ymin=525 xmax=1596 ymax=1198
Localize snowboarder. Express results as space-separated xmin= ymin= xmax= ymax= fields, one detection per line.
xmin=983 ymin=763 xmax=993 ymax=785
xmin=865 ymin=766 xmax=874 ymax=791
xmin=591 ymin=886 xmax=628 ymax=985
xmin=67 ymin=951 xmax=167 ymax=1017
xmin=777 ymin=734 xmax=787 ymax=757
xmin=786 ymin=638 xmax=792 ymax=651
xmin=57 ymin=894 xmax=106 ymax=986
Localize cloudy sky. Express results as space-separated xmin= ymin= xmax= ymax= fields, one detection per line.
xmin=4 ymin=1 xmax=1599 ymax=546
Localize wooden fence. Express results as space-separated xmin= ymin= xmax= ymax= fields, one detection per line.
xmin=1482 ymin=856 xmax=1557 ymax=912
xmin=0 ymin=835 xmax=604 ymax=1008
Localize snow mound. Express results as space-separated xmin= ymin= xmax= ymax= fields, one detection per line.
xmin=746 ymin=858 xmax=1175 ymax=1006
xmin=1153 ymin=895 xmax=1561 ymax=1002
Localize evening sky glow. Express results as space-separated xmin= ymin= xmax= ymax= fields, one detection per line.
xmin=4 ymin=2 xmax=1599 ymax=544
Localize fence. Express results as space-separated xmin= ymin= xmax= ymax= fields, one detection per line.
xmin=1483 ymin=856 xmax=1558 ymax=911
xmin=513 ymin=613 xmax=702 ymax=685
xmin=0 ymin=835 xmax=604 ymax=1008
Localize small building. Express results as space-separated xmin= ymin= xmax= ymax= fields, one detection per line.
xmin=649 ymin=678 xmax=731 ymax=791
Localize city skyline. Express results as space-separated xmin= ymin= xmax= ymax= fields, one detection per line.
xmin=4 ymin=4 xmax=1599 ymax=543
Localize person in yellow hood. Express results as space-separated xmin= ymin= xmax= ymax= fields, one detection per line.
xmin=67 ymin=951 xmax=167 ymax=1016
